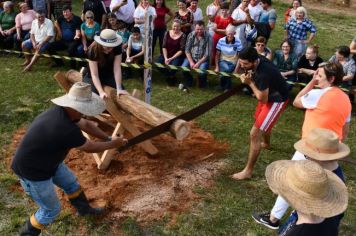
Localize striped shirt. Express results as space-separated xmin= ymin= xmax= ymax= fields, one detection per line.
xmin=185 ymin=31 xmax=210 ymax=62
xmin=285 ymin=18 xmax=317 ymax=41
xmin=216 ymin=36 xmax=243 ymax=63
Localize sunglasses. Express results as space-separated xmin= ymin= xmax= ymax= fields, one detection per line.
xmin=86 ymin=16 xmax=94 ymax=19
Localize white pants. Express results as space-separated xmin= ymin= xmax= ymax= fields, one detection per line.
xmin=270 ymin=151 xmax=306 ymax=219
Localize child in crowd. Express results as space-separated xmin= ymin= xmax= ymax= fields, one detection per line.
xmin=125 ymin=26 xmax=144 ymax=78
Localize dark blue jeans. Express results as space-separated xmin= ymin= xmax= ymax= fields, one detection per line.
xmin=153 ymin=28 xmax=166 ymax=56
xmin=218 ymin=60 xmax=236 ymax=91
xmin=156 ymin=54 xmax=184 ymax=85
xmin=181 ymin=58 xmax=209 ymax=88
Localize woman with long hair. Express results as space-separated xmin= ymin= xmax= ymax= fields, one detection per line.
xmin=174 ymin=0 xmax=193 ymax=35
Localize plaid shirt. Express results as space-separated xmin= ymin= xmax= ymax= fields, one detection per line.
xmin=185 ymin=31 xmax=210 ymax=62
xmin=285 ymin=18 xmax=317 ymax=40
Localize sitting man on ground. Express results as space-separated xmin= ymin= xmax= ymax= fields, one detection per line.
xmin=12 ymin=82 xmax=128 ymax=236
xmin=22 ymin=10 xmax=54 ymax=72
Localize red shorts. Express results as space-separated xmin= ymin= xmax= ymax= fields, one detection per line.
xmin=254 ymin=100 xmax=288 ymax=132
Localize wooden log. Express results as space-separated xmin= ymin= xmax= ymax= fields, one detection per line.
xmin=66 ymin=69 xmax=82 ymax=83
xmin=104 ymin=86 xmax=191 ymax=140
xmin=54 ymin=71 xmax=72 ymax=92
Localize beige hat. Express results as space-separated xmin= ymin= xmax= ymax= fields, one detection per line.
xmin=294 ymin=128 xmax=350 ymax=161
xmin=266 ymin=160 xmax=348 ymax=218
xmin=51 ymin=82 xmax=106 ymax=116
xmin=94 ymin=29 xmax=122 ymax=47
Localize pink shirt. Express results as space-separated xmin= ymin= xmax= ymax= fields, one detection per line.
xmin=15 ymin=10 xmax=36 ymax=31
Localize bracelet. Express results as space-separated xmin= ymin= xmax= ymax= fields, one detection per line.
xmin=106 ymin=136 xmax=112 ymax=141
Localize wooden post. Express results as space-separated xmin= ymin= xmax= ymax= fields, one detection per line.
xmin=144 ymin=13 xmax=154 ymax=104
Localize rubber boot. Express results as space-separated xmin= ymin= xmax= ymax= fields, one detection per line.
xmin=69 ymin=192 xmax=105 ymax=216
xmin=19 ymin=219 xmax=41 ymax=236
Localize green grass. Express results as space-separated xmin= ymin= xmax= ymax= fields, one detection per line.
xmin=1 ymin=0 xmax=356 ymax=235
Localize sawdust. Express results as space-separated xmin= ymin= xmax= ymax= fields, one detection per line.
xmin=7 ymin=120 xmax=228 ymax=226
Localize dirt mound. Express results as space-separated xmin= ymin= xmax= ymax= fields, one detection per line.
xmin=8 ymin=121 xmax=228 ymax=224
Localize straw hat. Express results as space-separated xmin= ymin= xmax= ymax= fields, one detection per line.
xmin=266 ymin=160 xmax=348 ymax=218
xmin=51 ymin=82 xmax=105 ymax=116
xmin=294 ymin=128 xmax=350 ymax=161
xmin=94 ymin=29 xmax=122 ymax=47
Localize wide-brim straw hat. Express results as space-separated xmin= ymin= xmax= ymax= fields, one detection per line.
xmin=94 ymin=29 xmax=122 ymax=47
xmin=51 ymin=82 xmax=106 ymax=117
xmin=294 ymin=128 xmax=350 ymax=161
xmin=266 ymin=160 xmax=348 ymax=218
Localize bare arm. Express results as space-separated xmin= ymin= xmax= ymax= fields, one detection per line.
xmin=88 ymin=60 xmax=106 ymax=98
xmin=350 ymin=40 xmax=356 ymax=55
xmin=293 ymin=76 xmax=318 ymax=108
xmin=77 ymin=137 xmax=127 ymax=153
xmin=77 ymin=119 xmax=108 ymax=139
xmin=113 ymin=54 xmax=124 ymax=91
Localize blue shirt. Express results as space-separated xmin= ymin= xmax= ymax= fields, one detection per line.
xmin=285 ymin=18 xmax=317 ymax=41
xmin=216 ymin=36 xmax=243 ymax=63
xmin=259 ymin=8 xmax=277 ymax=24
xmin=81 ymin=22 xmax=100 ymax=41
xmin=57 ymin=15 xmax=82 ymax=42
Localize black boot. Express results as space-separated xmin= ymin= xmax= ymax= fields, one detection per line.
xmin=19 ymin=219 xmax=41 ymax=236
xmin=69 ymin=192 xmax=105 ymax=216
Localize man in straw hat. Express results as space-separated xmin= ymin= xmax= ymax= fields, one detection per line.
xmin=11 ymin=82 xmax=127 ymax=236
xmin=264 ymin=159 xmax=348 ymax=235
xmin=253 ymin=128 xmax=350 ymax=231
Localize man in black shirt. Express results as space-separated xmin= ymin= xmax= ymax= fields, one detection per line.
xmin=12 ymin=82 xmax=127 ymax=236
xmin=232 ymin=47 xmax=289 ymax=180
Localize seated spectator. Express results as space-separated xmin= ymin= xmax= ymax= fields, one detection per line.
xmin=82 ymin=0 xmax=107 ymax=28
xmin=0 ymin=1 xmax=16 ymax=49
xmin=297 ymin=45 xmax=323 ymax=85
xmin=231 ymin=0 xmax=249 ymax=49
xmin=22 ymin=10 xmax=54 ymax=72
xmin=248 ymin=0 xmax=263 ymax=22
xmin=48 ymin=0 xmax=72 ymax=20
xmin=110 ymin=0 xmax=135 ymax=29
xmin=285 ymin=6 xmax=316 ymax=59
xmin=48 ymin=5 xmax=82 ymax=68
xmin=133 ymin=0 xmax=156 ymax=35
xmin=273 ymin=40 xmax=298 ymax=90
xmin=284 ymin=0 xmax=300 ymax=23
xmin=265 ymin=159 xmax=348 ymax=236
xmin=215 ymin=25 xmax=243 ymax=92
xmin=255 ymin=36 xmax=272 ymax=60
xmin=78 ymin=10 xmax=100 ymax=56
xmin=181 ymin=20 xmax=209 ymax=88
xmin=157 ymin=19 xmax=186 ymax=86
xmin=174 ymin=0 xmax=193 ymax=35
xmin=188 ymin=0 xmax=203 ymax=25
xmin=152 ymin=0 xmax=173 ymax=55
xmin=14 ymin=2 xmax=36 ymax=51
xmin=126 ymin=26 xmax=144 ymax=64
xmin=212 ymin=2 xmax=233 ymax=66
xmin=329 ymin=45 xmax=356 ymax=102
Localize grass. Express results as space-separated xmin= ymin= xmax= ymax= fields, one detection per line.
xmin=0 ymin=0 xmax=356 ymax=235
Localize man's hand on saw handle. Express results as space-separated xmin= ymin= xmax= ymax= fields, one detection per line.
xmin=111 ymin=135 xmax=128 ymax=147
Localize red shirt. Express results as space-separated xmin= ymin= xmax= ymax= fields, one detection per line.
xmin=154 ymin=6 xmax=170 ymax=30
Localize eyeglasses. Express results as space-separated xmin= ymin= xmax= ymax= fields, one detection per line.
xmin=318 ymin=62 xmax=337 ymax=76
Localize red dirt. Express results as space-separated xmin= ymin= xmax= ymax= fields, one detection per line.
xmin=7 ymin=120 xmax=228 ymax=225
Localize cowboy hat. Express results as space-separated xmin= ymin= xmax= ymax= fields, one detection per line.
xmin=266 ymin=160 xmax=348 ymax=218
xmin=51 ymin=82 xmax=106 ymax=116
xmin=294 ymin=128 xmax=350 ymax=161
xmin=94 ymin=29 xmax=122 ymax=47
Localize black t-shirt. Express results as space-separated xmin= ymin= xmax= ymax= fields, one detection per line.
xmin=285 ymin=217 xmax=338 ymax=236
xmin=253 ymin=56 xmax=289 ymax=102
xmin=87 ymin=45 xmax=122 ymax=83
xmin=11 ymin=106 xmax=86 ymax=181
xmin=57 ymin=14 xmax=82 ymax=42
xmin=298 ymin=55 xmax=323 ymax=70
xmin=83 ymin=0 xmax=107 ymax=25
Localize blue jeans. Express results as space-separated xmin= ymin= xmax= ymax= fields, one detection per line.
xmin=19 ymin=163 xmax=80 ymax=226
xmin=156 ymin=54 xmax=184 ymax=77
xmin=291 ymin=39 xmax=306 ymax=59
xmin=285 ymin=75 xmax=297 ymax=91
xmin=22 ymin=39 xmax=50 ymax=53
xmin=181 ymin=58 xmax=209 ymax=88
xmin=218 ymin=60 xmax=236 ymax=90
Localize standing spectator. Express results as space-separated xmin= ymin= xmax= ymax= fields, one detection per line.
xmin=212 ymin=2 xmax=233 ymax=66
xmin=126 ymin=26 xmax=144 ymax=65
xmin=152 ymin=0 xmax=173 ymax=55
xmin=248 ymin=0 xmax=262 ymax=22
xmin=284 ymin=0 xmax=300 ymax=23
xmin=285 ymin=6 xmax=316 ymax=58
xmin=215 ymin=25 xmax=243 ymax=92
xmin=256 ymin=0 xmax=276 ymax=41
xmin=188 ymin=0 xmax=203 ymax=25
xmin=31 ymin=0 xmax=47 ymax=14
xmin=14 ymin=2 xmax=36 ymax=51
xmin=110 ymin=0 xmax=135 ymax=29
xmin=133 ymin=0 xmax=156 ymax=35
xmin=329 ymin=45 xmax=356 ymax=102
xmin=83 ymin=29 xmax=127 ymax=98
xmin=22 ymin=10 xmax=54 ymax=72
xmin=48 ymin=5 xmax=82 ymax=68
xmin=182 ymin=20 xmax=210 ymax=88
xmin=0 ymin=1 xmax=16 ymax=49
xmin=297 ymin=45 xmax=323 ymax=85
xmin=78 ymin=10 xmax=100 ymax=56
xmin=231 ymin=0 xmax=249 ymax=49
xmin=206 ymin=0 xmax=220 ymax=42
xmin=47 ymin=0 xmax=72 ymax=20
xmin=255 ymin=36 xmax=272 ymax=60
xmin=174 ymin=0 xmax=193 ymax=35
xmin=232 ymin=47 xmax=289 ymax=180
xmin=156 ymin=19 xmax=186 ymax=86
xmin=228 ymin=0 xmax=241 ymax=15
xmin=273 ymin=40 xmax=298 ymax=90
xmin=82 ymin=0 xmax=107 ymax=28
xmin=103 ymin=0 xmax=112 ymax=13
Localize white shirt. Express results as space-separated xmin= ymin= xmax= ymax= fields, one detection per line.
xmin=189 ymin=7 xmax=203 ymax=22
xmin=30 ymin=18 xmax=54 ymax=43
xmin=110 ymin=0 xmax=135 ymax=24
xmin=206 ymin=3 xmax=219 ymax=33
xmin=231 ymin=7 xmax=247 ymax=46
xmin=248 ymin=3 xmax=263 ymax=22
xmin=134 ymin=5 xmax=156 ymax=33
